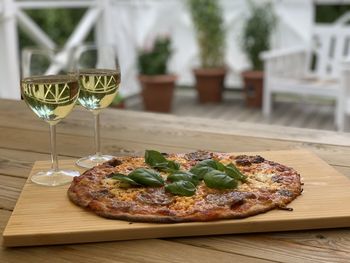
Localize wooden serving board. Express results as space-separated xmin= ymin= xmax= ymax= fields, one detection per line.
xmin=3 ymin=150 xmax=350 ymax=247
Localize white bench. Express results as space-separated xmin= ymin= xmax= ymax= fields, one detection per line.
xmin=261 ymin=24 xmax=350 ymax=131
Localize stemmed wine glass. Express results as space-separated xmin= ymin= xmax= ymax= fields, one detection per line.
xmin=21 ymin=74 xmax=80 ymax=186
xmin=72 ymin=45 xmax=121 ymax=168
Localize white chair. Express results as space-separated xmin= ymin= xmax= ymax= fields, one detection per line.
xmin=261 ymin=24 xmax=350 ymax=131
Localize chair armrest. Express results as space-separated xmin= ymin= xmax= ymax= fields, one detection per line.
xmin=340 ymin=60 xmax=350 ymax=98
xmin=261 ymin=46 xmax=309 ymax=79
xmin=260 ymin=46 xmax=308 ymax=61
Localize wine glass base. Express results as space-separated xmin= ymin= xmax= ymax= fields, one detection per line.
xmin=31 ymin=169 xmax=80 ymax=187
xmin=76 ymin=154 xmax=114 ymax=169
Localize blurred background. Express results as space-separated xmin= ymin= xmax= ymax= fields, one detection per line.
xmin=1 ymin=0 xmax=350 ymax=131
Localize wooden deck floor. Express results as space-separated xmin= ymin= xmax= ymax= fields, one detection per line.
xmin=126 ymin=88 xmax=349 ymax=132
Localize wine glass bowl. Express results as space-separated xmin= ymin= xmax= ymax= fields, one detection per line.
xmin=73 ymin=45 xmax=121 ymax=169
xmin=21 ymin=75 xmax=80 ymax=186
xmin=78 ymin=69 xmax=120 ymax=112
xmin=22 ymin=75 xmax=79 ymax=124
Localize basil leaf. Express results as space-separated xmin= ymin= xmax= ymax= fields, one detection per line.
xmin=168 ymin=171 xmax=199 ymax=185
xmin=195 ymin=159 xmax=225 ymax=171
xmin=225 ymin=163 xmax=247 ymax=182
xmin=189 ymin=166 xmax=213 ymax=180
xmin=145 ymin=150 xmax=180 ymax=172
xmin=196 ymin=159 xmax=217 ymax=169
xmin=145 ymin=150 xmax=168 ymax=166
xmin=110 ymin=174 xmax=140 ymax=187
xmin=215 ymin=161 xmax=226 ymax=172
xmin=128 ymin=168 xmax=164 ymax=187
xmin=165 ymin=181 xmax=196 ymax=196
xmin=189 ymin=159 xmax=224 ymax=179
xmin=167 ymin=160 xmax=180 ymax=170
xmin=204 ymin=170 xmax=238 ymax=189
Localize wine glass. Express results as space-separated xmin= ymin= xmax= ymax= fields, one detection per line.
xmin=21 ymin=74 xmax=80 ymax=186
xmin=72 ymin=45 xmax=121 ymax=168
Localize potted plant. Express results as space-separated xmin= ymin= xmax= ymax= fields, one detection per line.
xmin=188 ymin=0 xmax=226 ymax=103
xmin=241 ymin=1 xmax=276 ymax=108
xmin=138 ymin=36 xmax=176 ymax=113
xmin=110 ymin=93 xmax=125 ymax=109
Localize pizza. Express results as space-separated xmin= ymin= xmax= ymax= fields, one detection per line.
xmin=68 ymin=150 xmax=302 ymax=223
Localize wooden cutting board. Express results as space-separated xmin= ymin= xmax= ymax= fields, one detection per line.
xmin=3 ymin=150 xmax=350 ymax=247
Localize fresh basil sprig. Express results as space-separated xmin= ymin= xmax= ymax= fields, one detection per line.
xmin=165 ymin=181 xmax=196 ymax=196
xmin=111 ymin=150 xmax=247 ymax=195
xmin=145 ymin=150 xmax=180 ymax=172
xmin=168 ymin=171 xmax=199 ymax=186
xmin=204 ymin=170 xmax=237 ymax=189
xmin=225 ymin=163 xmax=247 ymax=182
xmin=194 ymin=159 xmax=225 ymax=171
xmin=110 ymin=174 xmax=141 ymax=187
xmin=190 ymin=159 xmax=225 ymax=179
xmin=189 ymin=158 xmax=246 ymax=189
xmin=128 ymin=168 xmax=165 ymax=187
xmin=111 ymin=168 xmax=164 ymax=187
xmin=167 ymin=160 xmax=180 ymax=171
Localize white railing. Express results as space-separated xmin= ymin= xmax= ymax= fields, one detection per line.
xmin=0 ymin=0 xmax=321 ymax=100
xmin=0 ymin=0 xmax=106 ymax=100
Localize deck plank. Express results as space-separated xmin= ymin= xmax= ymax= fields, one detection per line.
xmin=126 ymin=89 xmax=349 ymax=131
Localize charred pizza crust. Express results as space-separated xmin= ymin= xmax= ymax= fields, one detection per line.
xmin=68 ymin=152 xmax=302 ymax=223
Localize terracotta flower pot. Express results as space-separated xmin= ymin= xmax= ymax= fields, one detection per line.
xmin=139 ymin=74 xmax=177 ymax=113
xmin=193 ymin=68 xmax=226 ymax=103
xmin=110 ymin=101 xmax=125 ymax=109
xmin=241 ymin=70 xmax=264 ymax=108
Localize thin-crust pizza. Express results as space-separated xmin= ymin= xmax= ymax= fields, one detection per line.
xmin=68 ymin=150 xmax=302 ymax=223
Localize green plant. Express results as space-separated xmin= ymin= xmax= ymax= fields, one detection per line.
xmin=112 ymin=93 xmax=124 ymax=106
xmin=188 ymin=0 xmax=225 ymax=68
xmin=241 ymin=1 xmax=276 ymax=71
xmin=137 ymin=36 xmax=172 ymax=75
xmin=19 ymin=9 xmax=91 ymax=49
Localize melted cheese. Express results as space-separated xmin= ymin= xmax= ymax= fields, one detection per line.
xmin=92 ymin=153 xmax=297 ymax=214
xmin=254 ymin=173 xmax=275 ymax=183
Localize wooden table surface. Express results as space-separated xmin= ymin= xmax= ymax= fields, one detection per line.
xmin=1 ymin=99 xmax=350 ymax=263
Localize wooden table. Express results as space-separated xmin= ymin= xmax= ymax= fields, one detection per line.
xmin=1 ymin=99 xmax=350 ymax=262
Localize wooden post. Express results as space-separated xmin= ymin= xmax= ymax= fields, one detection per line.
xmin=95 ymin=0 xmax=113 ymax=47
xmin=0 ymin=0 xmax=20 ymax=100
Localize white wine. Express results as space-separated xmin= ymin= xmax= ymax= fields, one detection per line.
xmin=77 ymin=69 xmax=120 ymax=112
xmin=21 ymin=75 xmax=79 ymax=125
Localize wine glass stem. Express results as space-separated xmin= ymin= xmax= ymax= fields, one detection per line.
xmin=50 ymin=124 xmax=59 ymax=172
xmin=94 ymin=112 xmax=101 ymax=157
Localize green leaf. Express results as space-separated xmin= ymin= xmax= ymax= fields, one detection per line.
xmin=165 ymin=181 xmax=196 ymax=196
xmin=204 ymin=170 xmax=238 ymax=189
xmin=137 ymin=36 xmax=172 ymax=75
xmin=189 ymin=166 xmax=213 ymax=180
xmin=145 ymin=150 xmax=168 ymax=167
xmin=225 ymin=163 xmax=247 ymax=182
xmin=196 ymin=159 xmax=225 ymax=171
xmin=167 ymin=160 xmax=180 ymax=171
xmin=168 ymin=171 xmax=199 ymax=185
xmin=187 ymin=0 xmax=225 ymax=68
xmin=144 ymin=150 xmax=180 ymax=172
xmin=195 ymin=159 xmax=216 ymax=168
xmin=189 ymin=159 xmax=224 ymax=179
xmin=110 ymin=173 xmax=141 ymax=187
xmin=215 ymin=161 xmax=226 ymax=171
xmin=128 ymin=168 xmax=164 ymax=187
xmin=240 ymin=2 xmax=276 ymax=70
